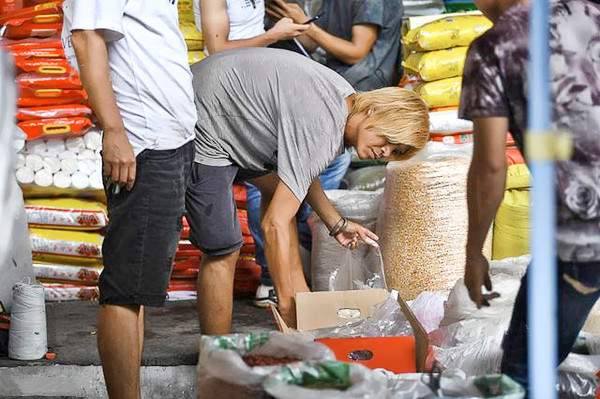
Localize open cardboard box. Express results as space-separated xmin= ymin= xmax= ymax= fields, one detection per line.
xmin=270 ymin=289 xmax=430 ymax=373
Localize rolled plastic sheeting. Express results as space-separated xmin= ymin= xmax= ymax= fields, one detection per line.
xmin=71 ymin=172 xmax=90 ymax=190
xmin=16 ymin=166 xmax=34 ymax=184
xmin=52 ymin=171 xmax=71 ymax=189
xmin=65 ymin=136 xmax=85 ymax=153
xmin=83 ymin=129 xmax=102 ymax=151
xmin=33 ymin=168 xmax=52 ymax=187
xmin=60 ymin=158 xmax=78 ymax=175
xmin=25 ymin=154 xmax=44 ymax=171
xmin=42 ymin=157 xmax=61 ymax=174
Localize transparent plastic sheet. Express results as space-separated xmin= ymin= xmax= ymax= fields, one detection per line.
xmin=345 ymin=166 xmax=387 ymax=191
xmin=196 ymin=332 xmax=334 ymax=399
xmin=409 ymin=292 xmax=446 ymax=333
xmin=310 ymin=190 xmax=385 ymax=292
xmin=262 ymin=361 xmax=388 ymax=399
xmin=310 ymin=292 xmax=413 ymax=339
xmin=556 ymin=370 xmax=599 ymax=399
xmin=378 ymin=143 xmax=474 ymax=300
xmin=430 ymin=256 xmax=529 ymax=376
xmin=384 ymin=369 xmax=525 ymax=398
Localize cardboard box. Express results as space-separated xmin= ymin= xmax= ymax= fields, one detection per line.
xmin=271 ymin=289 xmax=430 ymax=373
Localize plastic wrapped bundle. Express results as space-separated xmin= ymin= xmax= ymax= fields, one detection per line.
xmin=378 ymin=143 xmax=475 ymax=299
xmin=33 ymin=262 xmax=102 ymax=284
xmin=25 ymin=198 xmax=108 ymax=230
xmin=42 ymin=283 xmax=99 ymax=302
xmin=29 ymin=228 xmax=103 ymax=266
xmin=309 ymin=190 xmax=386 ymax=292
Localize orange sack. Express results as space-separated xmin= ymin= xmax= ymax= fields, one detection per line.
xmin=18 ymin=71 xmax=82 ymax=90
xmin=18 ymin=116 xmax=92 ymax=140
xmin=4 ymin=38 xmax=64 ymax=58
xmin=16 ymin=104 xmax=92 ymax=121
xmin=15 ymin=57 xmax=72 ymax=74
xmin=18 ymin=87 xmax=87 ymax=107
xmin=0 ymin=1 xmax=62 ymax=25
xmin=3 ymin=15 xmax=63 ymax=40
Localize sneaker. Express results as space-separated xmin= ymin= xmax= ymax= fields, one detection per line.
xmin=254 ymin=284 xmax=277 ymax=308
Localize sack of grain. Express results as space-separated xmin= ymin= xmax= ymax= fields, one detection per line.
xmin=403 ymin=46 xmax=468 ymax=82
xmin=25 ymin=198 xmax=107 ymax=230
xmin=197 ymin=332 xmax=334 ymax=399
xmin=29 ymin=228 xmax=103 ymax=266
xmin=309 ymin=190 xmax=386 ymax=291
xmin=344 ymin=166 xmax=386 ymax=192
xmin=378 ymin=143 xmax=476 ymax=299
xmin=180 ymin=22 xmax=204 ymax=51
xmin=415 ymin=77 xmax=462 ymax=109
xmin=429 ymin=108 xmax=473 ymax=134
xmin=492 ymin=189 xmax=530 ymax=260
xmin=403 ymin=15 xmax=492 ymax=52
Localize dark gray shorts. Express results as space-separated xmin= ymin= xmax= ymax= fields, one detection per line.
xmin=185 ymin=163 xmax=266 ymax=257
xmin=100 ymin=141 xmax=194 ymax=307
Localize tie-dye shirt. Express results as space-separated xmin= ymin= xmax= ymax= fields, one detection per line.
xmin=459 ymin=0 xmax=600 ymax=262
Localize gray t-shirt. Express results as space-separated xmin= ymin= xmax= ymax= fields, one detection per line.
xmin=316 ymin=0 xmax=403 ymax=91
xmin=192 ymin=48 xmax=355 ymax=201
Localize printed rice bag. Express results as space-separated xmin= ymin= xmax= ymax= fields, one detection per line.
xmin=25 ymin=198 xmax=108 ymax=230
xmin=29 ymin=228 xmax=103 ymax=266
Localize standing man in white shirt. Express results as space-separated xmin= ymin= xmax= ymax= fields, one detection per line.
xmin=62 ymin=1 xmax=196 ymax=397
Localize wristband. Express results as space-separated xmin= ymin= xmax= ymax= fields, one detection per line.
xmin=329 ymin=217 xmax=347 ymax=237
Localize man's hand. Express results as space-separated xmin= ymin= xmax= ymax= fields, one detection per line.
xmin=335 ymin=220 xmax=380 ymax=250
xmin=102 ymin=128 xmax=136 ymax=190
xmin=464 ymin=252 xmax=500 ymax=308
xmin=267 ymin=0 xmax=308 ymax=24
xmin=267 ymin=17 xmax=309 ymax=41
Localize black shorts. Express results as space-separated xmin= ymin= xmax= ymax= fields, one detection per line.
xmin=99 ymin=141 xmax=194 ymax=307
xmin=185 ymin=163 xmax=266 ymax=257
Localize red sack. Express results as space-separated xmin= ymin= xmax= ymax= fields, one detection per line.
xmin=18 ymin=87 xmax=87 ymax=107
xmin=234 ymin=255 xmax=261 ymax=298
xmin=233 ymin=184 xmax=247 ymax=208
xmin=0 ymin=0 xmax=24 ymax=15
xmin=173 ymin=257 xmax=200 ymax=271
xmin=3 ymin=14 xmax=62 ymax=40
xmin=18 ymin=71 xmax=82 ymax=90
xmin=16 ymin=104 xmax=92 ymax=120
xmin=506 ymin=146 xmax=525 ymax=165
xmin=18 ymin=116 xmax=92 ymax=140
xmin=0 ymin=1 xmax=61 ymax=25
xmin=14 ymin=57 xmax=72 ymax=74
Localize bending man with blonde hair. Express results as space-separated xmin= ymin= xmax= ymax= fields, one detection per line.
xmin=187 ymin=47 xmax=429 ymax=331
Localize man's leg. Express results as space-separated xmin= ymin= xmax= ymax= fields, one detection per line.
xmin=186 ymin=163 xmax=244 ymax=335
xmin=501 ymin=261 xmax=600 ymax=394
xmin=98 ymin=305 xmax=143 ymax=399
xmin=197 ymin=251 xmax=240 ymax=334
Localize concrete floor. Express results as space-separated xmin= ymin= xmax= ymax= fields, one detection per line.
xmin=0 ymin=299 xmax=276 ymax=368
xmin=0 ymin=299 xmax=277 ymax=398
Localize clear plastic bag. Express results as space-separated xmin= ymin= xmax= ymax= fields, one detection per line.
xmin=345 ymin=166 xmax=387 ymax=191
xmin=310 ymin=292 xmax=413 ymax=339
xmin=556 ymin=370 xmax=599 ymax=399
xmin=196 ymin=332 xmax=334 ymax=399
xmin=410 ymin=292 xmax=447 ymax=333
xmin=262 ymin=361 xmax=389 ymax=399
xmin=310 ymin=190 xmax=385 ymax=292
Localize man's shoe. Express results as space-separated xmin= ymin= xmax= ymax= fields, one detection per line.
xmin=254 ymin=284 xmax=277 ymax=308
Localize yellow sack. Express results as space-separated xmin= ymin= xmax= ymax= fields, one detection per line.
xmin=403 ymin=15 xmax=492 ymax=52
xmin=505 ymin=164 xmax=531 ymax=190
xmin=30 ymin=228 xmax=103 ymax=266
xmin=415 ymin=77 xmax=462 ymax=108
xmin=492 ymin=189 xmax=530 ymax=260
xmin=188 ymin=50 xmax=205 ymax=65
xmin=25 ymin=198 xmax=108 ymax=230
xmin=180 ymin=22 xmax=204 ymax=51
xmin=403 ymin=47 xmax=468 ymax=82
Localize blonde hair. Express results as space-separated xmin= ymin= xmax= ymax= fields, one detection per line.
xmin=350 ymin=87 xmax=430 ymax=160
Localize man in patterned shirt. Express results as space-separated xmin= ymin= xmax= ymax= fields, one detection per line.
xmin=459 ymin=0 xmax=600 ymax=390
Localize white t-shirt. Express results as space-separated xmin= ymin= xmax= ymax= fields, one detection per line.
xmin=61 ymin=0 xmax=197 ymax=156
xmin=194 ymin=0 xmax=265 ymax=41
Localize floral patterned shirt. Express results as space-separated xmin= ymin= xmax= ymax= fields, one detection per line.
xmin=459 ymin=0 xmax=600 ymax=262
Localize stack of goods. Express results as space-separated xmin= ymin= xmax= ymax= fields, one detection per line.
xmin=178 ymin=0 xmax=205 ymax=65
xmin=378 ymin=143 xmax=491 ymax=300
xmin=167 ymin=184 xmax=261 ymax=300
xmin=401 ymin=12 xmax=492 ymax=111
xmin=25 ymin=198 xmax=106 ymax=302
xmin=1 ymin=2 xmax=106 ymax=302
xmin=492 ymin=145 xmax=530 ymax=259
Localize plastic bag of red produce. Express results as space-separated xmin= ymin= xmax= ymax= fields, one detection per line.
xmin=18 ymin=87 xmax=87 ymax=107
xmin=0 ymin=1 xmax=62 ymax=25
xmin=17 ymin=104 xmax=92 ymax=121
xmin=18 ymin=117 xmax=92 ymax=140
xmin=3 ymin=15 xmax=62 ymax=40
xmin=17 ymin=72 xmax=82 ymax=90
xmin=197 ymin=332 xmax=334 ymax=399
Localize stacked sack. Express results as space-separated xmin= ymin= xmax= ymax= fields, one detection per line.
xmin=1 ymin=2 xmax=105 ymax=302
xmin=492 ymin=145 xmax=530 ymax=259
xmin=178 ymin=0 xmax=205 ymax=65
xmin=401 ymin=12 xmax=492 ymax=110
xmin=169 ymin=185 xmax=261 ymax=300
